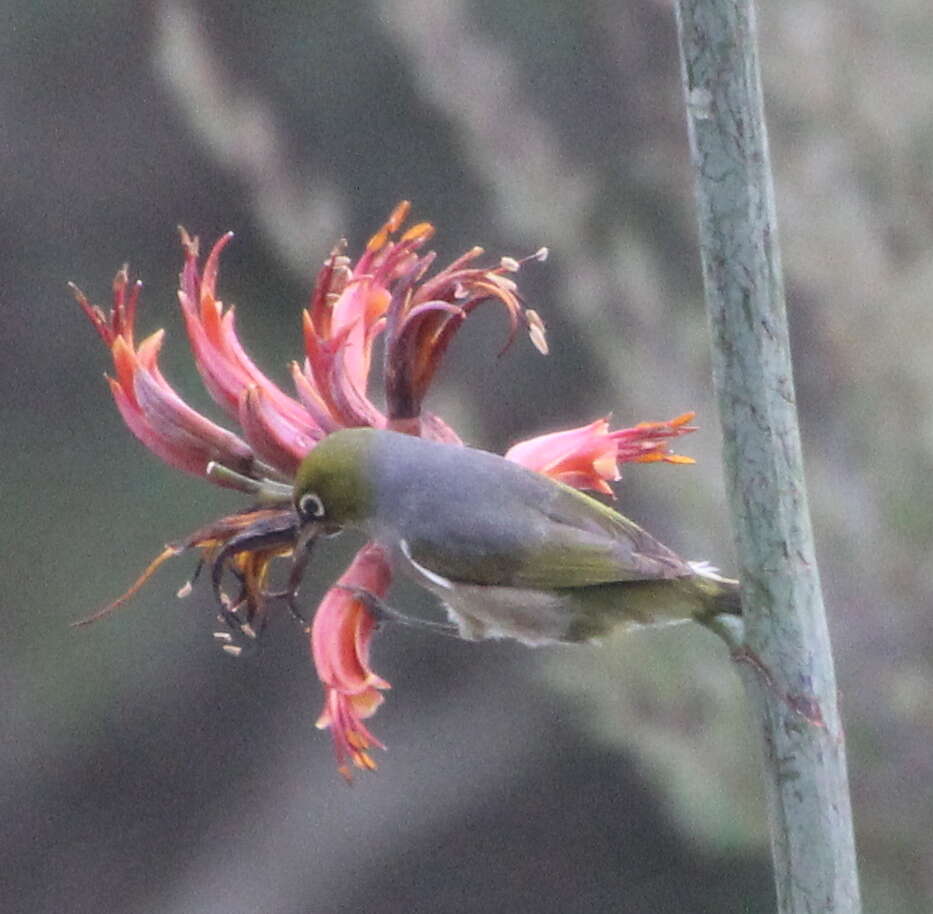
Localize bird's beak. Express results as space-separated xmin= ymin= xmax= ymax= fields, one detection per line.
xmin=272 ymin=521 xmax=319 ymax=626
xmin=290 ymin=520 xmax=321 ymax=583
xmin=281 ymin=519 xmax=344 ymax=624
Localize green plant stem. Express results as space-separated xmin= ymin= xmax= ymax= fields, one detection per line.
xmin=672 ymin=1 xmax=862 ymax=911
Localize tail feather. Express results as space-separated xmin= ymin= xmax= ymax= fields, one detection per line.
xmin=688 ymin=562 xmax=742 ymax=616
xmin=564 ymin=568 xmax=742 ymax=642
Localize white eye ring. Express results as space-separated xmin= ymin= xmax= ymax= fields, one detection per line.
xmin=298 ymin=492 xmax=326 ymax=520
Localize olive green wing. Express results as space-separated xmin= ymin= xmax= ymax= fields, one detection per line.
xmin=404 ymin=478 xmax=691 ymax=589
xmin=507 ymin=479 xmax=691 ymax=587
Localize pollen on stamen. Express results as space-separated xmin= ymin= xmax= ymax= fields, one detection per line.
xmin=222 ymin=644 xmax=244 ymax=658
xmin=355 ymin=751 xmax=378 ymax=772
xmin=400 ymin=222 xmax=435 ymax=244
xmin=367 ymin=201 xmax=413 ymax=252
xmin=347 ymin=730 xmax=367 ymax=750
xmin=387 ymin=199 xmax=411 ymax=231
xmin=526 ymin=309 xmax=549 ymax=354
xmin=485 ymin=272 xmax=519 ymax=293
xmin=176 ymin=581 xmax=194 ymax=598
xmin=366 ymin=229 xmax=390 ymax=253
xmin=500 ymin=256 xmax=520 ymax=272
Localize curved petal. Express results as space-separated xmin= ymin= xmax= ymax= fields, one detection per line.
xmin=107 ymin=378 xmax=210 ymax=478
xmin=506 ymin=413 xmax=697 ymax=494
xmin=310 ymin=543 xmax=393 ymax=779
xmin=106 ymin=334 xmax=257 ymax=482
xmin=219 ymin=309 xmax=318 ymax=431
xmin=237 ymin=386 xmax=318 ymax=476
xmin=302 ymin=316 xmax=384 ymax=429
xmin=176 ymin=233 xmax=319 ymax=438
xmin=70 ymin=266 xmax=141 ymax=348
xmin=328 ymin=277 xmax=391 ymax=392
xmin=379 ymin=232 xmax=548 ymax=423
xmin=290 ymin=361 xmax=341 ymax=434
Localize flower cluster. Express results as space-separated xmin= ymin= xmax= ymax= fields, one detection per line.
xmin=74 ymin=202 xmax=695 ymax=779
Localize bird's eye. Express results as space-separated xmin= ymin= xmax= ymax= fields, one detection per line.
xmin=297 ymin=492 xmax=326 ymax=521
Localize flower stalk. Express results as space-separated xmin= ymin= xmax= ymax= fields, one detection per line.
xmin=673 ymin=0 xmax=862 ymax=909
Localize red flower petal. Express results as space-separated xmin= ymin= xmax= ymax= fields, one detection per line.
xmin=311 ymin=543 xmax=392 ymax=778
xmin=506 ymin=413 xmax=696 ymax=494
xmin=105 ymin=332 xmax=257 ymax=481
xmin=107 ymin=377 xmax=210 ymax=478
xmin=237 ymin=386 xmax=318 ymax=476
xmin=176 ymin=233 xmax=320 ymax=439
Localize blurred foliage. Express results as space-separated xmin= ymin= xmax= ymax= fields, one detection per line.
xmin=3 ymin=0 xmax=932 ymax=912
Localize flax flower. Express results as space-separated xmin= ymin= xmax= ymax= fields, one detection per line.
xmin=74 ymin=202 xmax=695 ymax=778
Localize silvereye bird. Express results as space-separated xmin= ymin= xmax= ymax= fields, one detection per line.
xmin=292 ymin=427 xmax=740 ymax=645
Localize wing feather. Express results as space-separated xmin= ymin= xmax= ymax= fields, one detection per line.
xmin=404 ymin=478 xmax=690 ymax=589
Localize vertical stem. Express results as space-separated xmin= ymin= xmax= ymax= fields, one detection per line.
xmin=672 ymin=2 xmax=862 ymax=912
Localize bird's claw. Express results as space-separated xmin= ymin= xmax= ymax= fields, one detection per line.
xmin=333 ymin=585 xmax=460 ymax=637
xmin=731 ymin=644 xmax=825 ymax=728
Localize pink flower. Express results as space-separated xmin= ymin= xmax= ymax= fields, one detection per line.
xmin=505 ymin=413 xmax=697 ymax=494
xmin=75 ymin=203 xmax=695 ymax=779
xmin=310 ymin=544 xmax=392 ymax=781
xmin=71 ymin=269 xmax=259 ymax=482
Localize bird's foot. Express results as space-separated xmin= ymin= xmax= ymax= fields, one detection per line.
xmin=731 ymin=644 xmax=826 ymax=728
xmin=333 ymin=586 xmax=460 ymax=638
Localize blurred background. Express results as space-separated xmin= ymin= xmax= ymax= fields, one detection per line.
xmin=2 ymin=1 xmax=930 ymax=912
